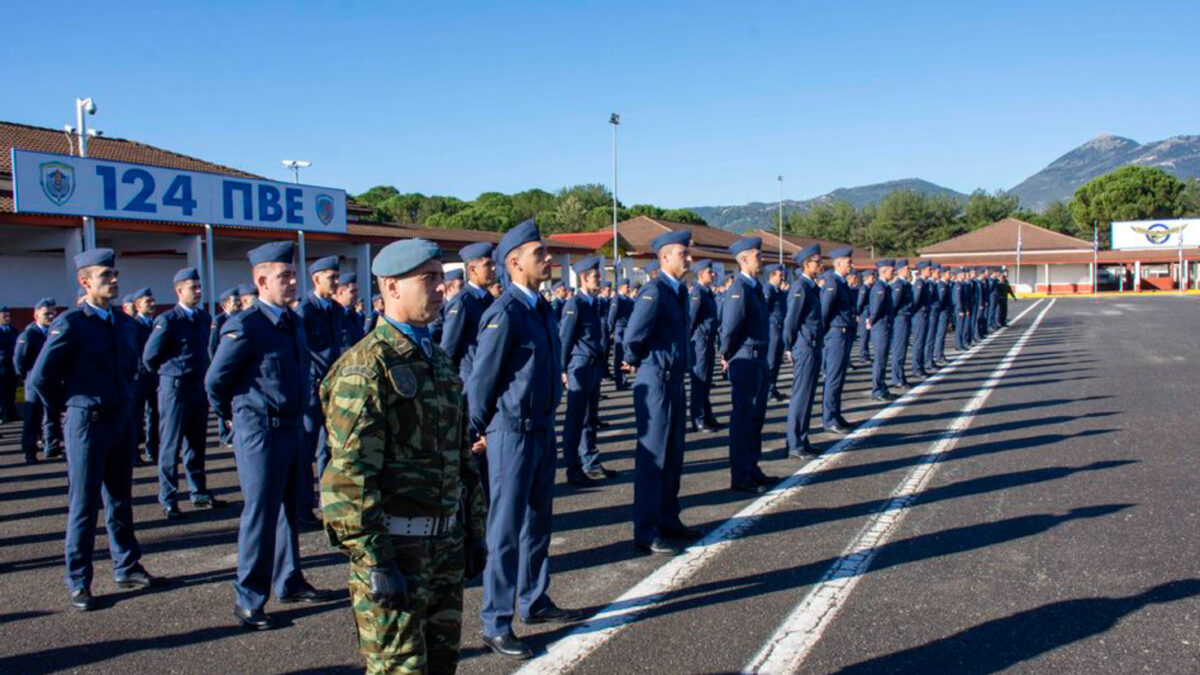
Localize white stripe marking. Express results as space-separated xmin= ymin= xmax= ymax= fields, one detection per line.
xmin=515 ymin=300 xmax=1045 ymax=674
xmin=743 ymin=299 xmax=1056 ymax=674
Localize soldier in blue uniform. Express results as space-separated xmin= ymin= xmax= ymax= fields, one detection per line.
xmin=819 ymin=247 xmax=858 ymax=433
xmin=206 ymin=241 xmax=336 ymax=630
xmin=468 ymin=221 xmax=585 ymax=658
xmin=0 ymin=306 xmax=18 ymax=423
xmin=210 ymin=287 xmax=241 ymax=447
xmin=929 ymin=266 xmax=951 ymax=367
xmin=688 ymin=259 xmax=722 ymax=432
xmin=29 ymin=249 xmax=161 ymax=610
xmin=952 ymin=269 xmax=969 ymax=350
xmin=15 ymin=297 xmax=61 ymax=462
xmin=867 ymin=260 xmax=897 ymax=401
xmin=143 ymin=268 xmax=223 ymax=518
xmin=430 ymin=268 xmax=462 ymax=344
xmin=335 ymin=272 xmax=365 ymax=349
xmin=550 ymin=282 xmax=567 ymax=322
xmin=624 ymin=230 xmax=701 ymax=555
xmin=782 ymin=244 xmax=824 ymax=457
xmin=856 ymin=267 xmax=876 ymax=366
xmin=910 ymin=261 xmax=933 ymax=379
xmin=986 ymin=269 xmax=1001 ymax=330
xmin=559 ymin=256 xmax=615 ymax=486
xmin=889 ymin=260 xmax=914 ymax=389
xmin=763 ymin=264 xmax=788 ymax=400
xmin=999 ymin=271 xmax=1017 ymax=325
xmin=128 ymin=287 xmax=160 ymax=464
xmin=969 ymin=268 xmax=984 ymax=343
xmin=643 ymin=260 xmax=660 ymax=282
xmin=720 ymin=237 xmax=779 ymax=494
xmin=295 ymin=255 xmax=344 ymax=525
xmin=598 ymin=282 xmax=614 ymax=382
xmin=607 ymin=280 xmax=635 ymax=391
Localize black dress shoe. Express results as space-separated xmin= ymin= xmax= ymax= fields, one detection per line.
xmin=836 ymin=417 xmax=855 ymax=429
xmin=278 ymin=584 xmax=337 ymax=604
xmin=826 ymin=423 xmax=853 ymax=435
xmin=24 ymin=454 xmax=39 ymax=464
xmin=163 ymin=504 xmax=185 ymax=520
xmin=70 ymin=589 xmax=96 ymax=611
xmin=234 ymin=605 xmax=275 ymax=630
xmin=597 ymin=465 xmax=619 ymax=478
xmin=770 ymin=391 xmax=787 ymax=402
xmin=297 ymin=514 xmax=322 ymax=530
xmin=660 ymin=525 xmax=703 ymax=540
xmin=584 ymin=469 xmax=608 ymax=481
xmin=567 ymin=472 xmax=601 ymax=487
xmin=704 ymin=420 xmax=725 ymax=431
xmin=731 ymin=481 xmax=768 ymax=494
xmin=634 ymin=538 xmax=680 ymax=555
xmin=753 ymin=474 xmax=782 ymax=486
xmin=693 ymin=422 xmax=715 ymax=434
xmin=481 ymin=631 xmax=533 ymax=659
xmin=870 ymin=393 xmax=899 ymax=402
xmin=191 ymin=494 xmax=226 ymax=509
xmin=524 ymin=604 xmax=587 ymax=625
xmin=788 ymin=442 xmax=820 ymax=458
xmin=115 ymin=569 xmax=161 ymax=589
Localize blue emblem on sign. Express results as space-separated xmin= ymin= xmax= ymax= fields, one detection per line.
xmin=40 ymin=161 xmax=75 ymax=205
xmin=315 ymin=194 xmax=335 ymax=225
xmin=1131 ymin=222 xmax=1186 ymax=245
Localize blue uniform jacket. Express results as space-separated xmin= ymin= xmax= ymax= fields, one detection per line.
xmin=856 ymin=284 xmax=871 ymax=317
xmin=468 ymin=286 xmax=563 ymax=436
xmin=891 ymin=278 xmax=914 ymax=318
xmin=820 ymin=272 xmax=856 ymax=331
xmin=439 ymin=287 xmax=492 ymax=383
xmin=688 ymin=284 xmax=718 ymax=340
xmin=868 ymin=279 xmax=894 ymax=325
xmin=13 ymin=323 xmax=48 ymax=380
xmin=719 ymin=275 xmax=768 ymax=361
xmin=607 ymin=294 xmax=633 ymax=334
xmin=295 ymin=293 xmax=344 ymax=387
xmin=341 ymin=308 xmax=366 ymax=349
xmin=765 ymin=284 xmax=787 ymax=327
xmin=558 ymin=292 xmax=604 ymax=371
xmin=143 ymin=304 xmax=212 ymax=379
xmin=623 ymin=275 xmax=689 ymax=375
xmin=208 ymin=312 xmax=230 ymax=360
xmin=0 ymin=325 xmax=15 ymax=378
xmin=29 ymin=304 xmax=140 ymax=413
xmin=204 ymin=301 xmax=310 ymax=423
xmin=783 ymin=274 xmax=823 ymax=350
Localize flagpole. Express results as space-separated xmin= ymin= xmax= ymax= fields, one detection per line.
xmin=1179 ymin=224 xmax=1185 ymax=297
xmin=1093 ymin=221 xmax=1099 ymax=300
xmin=1016 ymin=222 xmax=1022 ymax=296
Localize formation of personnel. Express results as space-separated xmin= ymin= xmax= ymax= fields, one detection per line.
xmin=3 ymin=221 xmax=1019 ymax=673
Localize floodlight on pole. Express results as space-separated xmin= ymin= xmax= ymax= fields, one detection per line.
xmin=282 ymin=159 xmax=311 ymax=184
xmin=74 ymin=97 xmax=97 ymax=250
xmin=777 ymin=175 xmax=784 ymax=264
xmin=610 ymin=113 xmax=620 ymax=281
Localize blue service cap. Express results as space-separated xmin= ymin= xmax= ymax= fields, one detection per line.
xmin=132 ymin=287 xmax=153 ymax=301
xmin=496 ymin=219 xmax=541 ymax=265
xmin=690 ymin=259 xmax=714 ymax=273
xmin=219 ymin=287 xmax=239 ymax=302
xmin=573 ymin=256 xmax=602 ymax=275
xmin=445 ymin=268 xmax=464 ymax=281
xmin=237 ymin=283 xmax=257 ymax=297
xmin=631 ymin=282 xmax=642 ymax=291
xmin=894 ymin=258 xmax=909 ymax=269
xmin=793 ymin=243 xmax=821 ymax=262
xmin=652 ymin=230 xmax=691 ymax=253
xmin=173 ymin=267 xmax=200 ymax=284
xmin=915 ymin=261 xmax=930 ymax=269
xmin=74 ymin=248 xmax=115 ymax=270
xmin=875 ymin=259 xmax=895 ymax=268
xmin=764 ymin=263 xmax=783 ymax=275
xmin=728 ymin=236 xmax=762 ymax=256
xmin=829 ymin=246 xmax=853 ymax=260
xmin=644 ymin=260 xmax=660 ymax=273
xmin=34 ymin=297 xmax=56 ymax=309
xmin=458 ymin=242 xmax=494 ymax=261
xmin=340 ymin=272 xmax=357 ymax=285
xmin=120 ymin=294 xmax=133 ymax=305
xmin=372 ymin=239 xmax=442 ymax=278
xmin=862 ymin=266 xmax=877 ymax=275
xmin=552 ymin=281 xmax=565 ymax=290
xmin=601 ymin=282 xmax=612 ymax=289
xmin=248 ymin=241 xmax=295 ymax=266
xmin=310 ymin=255 xmax=340 ymax=274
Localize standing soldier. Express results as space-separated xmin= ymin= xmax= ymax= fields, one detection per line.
xmin=688 ymin=260 xmax=722 ymax=433
xmin=929 ymin=266 xmax=951 ymax=368
xmin=558 ymin=257 xmax=612 ymax=487
xmin=999 ymin=272 xmax=1017 ymax=325
xmin=296 ymin=255 xmax=344 ymax=526
xmin=430 ymin=268 xmax=462 ymax=345
xmin=143 ymin=268 xmax=223 ymax=519
xmin=889 ymin=260 xmax=914 ymax=389
xmin=468 ymin=220 xmax=585 ymax=658
xmin=820 ymin=248 xmax=858 ymax=434
xmin=856 ymin=267 xmax=875 ymax=366
xmin=624 ymin=231 xmax=701 ymax=554
xmin=206 ymin=242 xmax=336 ymax=630
xmin=14 ymin=297 xmax=62 ymax=462
xmin=130 ymin=288 xmax=160 ymax=465
xmin=336 ymin=273 xmax=365 ymax=349
xmin=550 ymin=282 xmax=568 ymax=322
xmin=867 ymin=260 xmax=897 ymax=401
xmin=720 ymin=236 xmax=778 ymax=494
xmin=0 ymin=305 xmax=17 ymax=424
xmin=910 ymin=261 xmax=933 ymax=379
xmin=952 ymin=269 xmax=969 ymax=351
xmin=322 ymin=239 xmax=487 ymax=675
xmin=607 ymin=280 xmax=635 ymax=391
xmin=597 ymin=282 xmax=614 ymax=382
xmin=210 ymin=287 xmax=241 ymax=447
xmin=30 ymin=249 xmax=161 ymax=610
xmin=782 ymin=244 xmax=824 ymax=457
xmin=763 ymin=264 xmax=788 ymax=401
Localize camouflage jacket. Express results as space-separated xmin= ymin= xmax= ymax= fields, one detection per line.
xmin=320 ymin=320 xmax=486 ymax=567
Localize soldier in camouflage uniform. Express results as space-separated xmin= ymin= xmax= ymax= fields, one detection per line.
xmin=322 ymin=239 xmax=488 ymax=675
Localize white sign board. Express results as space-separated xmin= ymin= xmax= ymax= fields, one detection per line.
xmin=11 ymin=149 xmax=347 ymax=234
xmin=1111 ymin=219 xmax=1198 ymax=250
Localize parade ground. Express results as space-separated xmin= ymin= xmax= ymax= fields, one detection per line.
xmin=1 ymin=296 xmax=1197 ymax=675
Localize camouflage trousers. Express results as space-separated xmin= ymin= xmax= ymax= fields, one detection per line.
xmin=349 ymin=531 xmax=466 ymax=675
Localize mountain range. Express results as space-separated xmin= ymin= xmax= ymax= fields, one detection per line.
xmin=688 ymin=134 xmax=1200 ymax=232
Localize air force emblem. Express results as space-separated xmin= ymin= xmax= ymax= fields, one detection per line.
xmin=315 ymin=194 xmax=335 ymax=225
xmin=1131 ymin=222 xmax=1187 ymax=245
xmin=40 ymin=161 xmax=75 ymax=206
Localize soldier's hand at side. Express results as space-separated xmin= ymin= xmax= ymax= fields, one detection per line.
xmin=784 ymin=351 xmax=792 ymax=364
xmin=620 ymin=361 xmax=636 ymax=375
xmin=720 ymin=357 xmax=729 ymax=373
xmin=562 ymin=373 xmax=568 ymax=387
xmin=367 ymin=563 xmax=409 ymax=611
xmin=465 ymin=536 xmax=488 ymax=581
xmin=471 ymin=437 xmax=487 ymax=454
xmin=865 ymin=319 xmax=872 ymax=330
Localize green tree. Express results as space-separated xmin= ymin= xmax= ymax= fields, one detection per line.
xmin=964 ymin=189 xmax=1019 ymax=227
xmin=1069 ymin=166 xmax=1187 ymax=245
xmin=1014 ymin=201 xmax=1074 ymax=234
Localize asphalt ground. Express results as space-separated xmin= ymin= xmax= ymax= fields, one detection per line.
xmin=1 ymin=297 xmax=1197 ymax=674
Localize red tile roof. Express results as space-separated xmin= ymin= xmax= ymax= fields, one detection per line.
xmin=920 ymin=218 xmax=1092 ymax=255
xmin=548 ymin=231 xmax=615 ymax=249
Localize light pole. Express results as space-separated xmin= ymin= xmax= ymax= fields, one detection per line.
xmin=777 ymin=175 xmax=784 ymax=264
xmin=75 ymin=97 xmax=97 ymax=250
xmin=282 ymin=159 xmax=311 ymax=184
xmin=610 ymin=113 xmax=620 ymax=282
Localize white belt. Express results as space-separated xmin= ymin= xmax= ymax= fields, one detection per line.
xmin=384 ymin=514 xmax=456 ymax=537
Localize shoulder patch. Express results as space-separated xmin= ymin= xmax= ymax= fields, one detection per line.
xmin=731 ymin=294 xmax=741 ymax=299
xmin=642 ymin=296 xmax=655 ymax=301
xmin=387 ymin=364 xmax=418 ymax=398
xmin=341 ymin=365 xmax=375 ymax=378
xmin=223 ymin=331 xmax=242 ymax=340
xmin=154 ymin=323 xmax=165 ymax=330
xmin=50 ymin=329 xmax=62 ymax=336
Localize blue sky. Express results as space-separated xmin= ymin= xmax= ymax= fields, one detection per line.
xmin=4 ymin=1 xmax=1198 ymax=208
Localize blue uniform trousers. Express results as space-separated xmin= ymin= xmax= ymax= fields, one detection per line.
xmin=301 ymin=391 xmax=328 ymax=512
xmin=786 ymin=337 xmax=821 ymax=451
xmin=857 ymin=315 xmax=871 ymax=362
xmin=870 ymin=322 xmax=892 ymax=398
xmin=136 ymin=374 xmax=160 ymax=459
xmin=910 ymin=310 xmax=929 ymax=375
xmin=766 ymin=322 xmax=785 ymax=393
xmin=821 ymin=327 xmax=851 ymax=427
xmin=232 ymin=419 xmax=306 ymax=610
xmin=988 ymin=301 xmax=1001 ymax=330
xmin=482 ymin=425 xmax=555 ymax=638
xmin=157 ymin=377 xmax=209 ymax=507
xmin=561 ymin=357 xmax=601 ymax=474
xmin=728 ymin=355 xmax=769 ymax=484
xmin=889 ymin=315 xmax=912 ymax=387
xmin=611 ymin=326 xmax=628 ymax=389
xmin=63 ymin=407 xmax=142 ymax=592
xmin=21 ymin=383 xmax=62 ymax=458
xmin=933 ymin=311 xmax=949 ymax=362
xmin=633 ymin=365 xmax=686 ymax=546
xmin=689 ymin=334 xmax=716 ymax=426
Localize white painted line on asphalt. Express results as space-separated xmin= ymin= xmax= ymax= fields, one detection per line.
xmin=515 ymin=300 xmax=1045 ymax=675
xmin=743 ymin=299 xmax=1057 ymax=675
